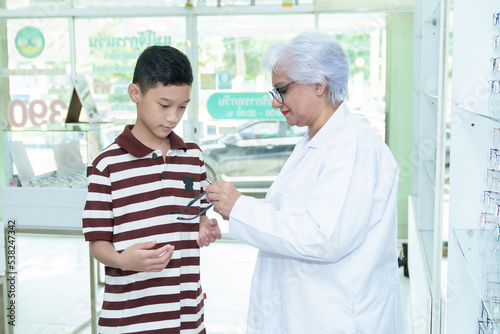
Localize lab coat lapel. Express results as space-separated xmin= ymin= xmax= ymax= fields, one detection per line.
xmin=279 ymin=103 xmax=349 ymax=176
xmin=277 ymin=135 xmax=311 ymax=178
xmin=273 ymin=103 xmax=350 ymax=195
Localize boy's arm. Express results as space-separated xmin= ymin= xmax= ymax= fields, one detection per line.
xmin=90 ymin=240 xmax=175 ymax=272
xmin=197 ymin=215 xmax=221 ymax=247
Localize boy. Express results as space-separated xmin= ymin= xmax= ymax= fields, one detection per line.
xmin=82 ymin=45 xmax=221 ymax=334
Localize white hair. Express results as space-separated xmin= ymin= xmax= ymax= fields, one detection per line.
xmin=261 ymin=30 xmax=349 ymax=105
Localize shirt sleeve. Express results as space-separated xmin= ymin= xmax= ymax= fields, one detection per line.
xmin=199 ymin=151 xmax=210 ymax=210
xmin=200 ymin=176 xmax=210 ymax=210
xmin=82 ymin=163 xmax=114 ymax=242
xmin=228 ymin=134 xmax=399 ymax=262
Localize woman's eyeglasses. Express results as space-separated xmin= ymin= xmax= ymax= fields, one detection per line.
xmin=268 ymin=81 xmax=295 ymax=103
xmin=168 ymin=179 xmax=213 ymax=221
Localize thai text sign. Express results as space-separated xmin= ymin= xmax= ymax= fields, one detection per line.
xmin=207 ymin=92 xmax=282 ymax=119
xmin=89 ymin=31 xmax=171 ymax=49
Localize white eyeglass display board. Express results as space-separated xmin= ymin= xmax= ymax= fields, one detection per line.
xmin=448 ymin=0 xmax=500 ymax=333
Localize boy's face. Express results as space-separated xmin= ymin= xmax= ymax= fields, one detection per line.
xmin=129 ymin=83 xmax=191 ymax=141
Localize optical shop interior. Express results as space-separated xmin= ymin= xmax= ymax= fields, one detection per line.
xmin=0 ymin=0 xmax=498 ymax=333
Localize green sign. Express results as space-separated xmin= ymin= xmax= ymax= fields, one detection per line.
xmin=207 ymin=92 xmax=282 ymax=119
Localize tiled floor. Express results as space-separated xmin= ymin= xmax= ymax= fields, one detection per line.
xmin=10 ymin=232 xmax=411 ymax=334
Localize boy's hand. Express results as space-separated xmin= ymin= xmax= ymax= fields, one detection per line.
xmin=198 ymin=217 xmax=222 ymax=247
xmin=119 ymin=240 xmax=174 ymax=272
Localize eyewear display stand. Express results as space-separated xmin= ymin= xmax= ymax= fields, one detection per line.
xmin=448 ymin=1 xmax=500 ymax=333
xmin=454 ymin=229 xmax=500 ymax=333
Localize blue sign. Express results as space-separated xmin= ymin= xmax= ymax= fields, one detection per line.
xmin=218 ymin=71 xmax=232 ymax=89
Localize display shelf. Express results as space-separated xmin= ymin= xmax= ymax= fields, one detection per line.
xmin=454 ymin=229 xmax=487 ymax=300
xmin=414 ymin=0 xmax=441 ymax=37
xmin=420 ymin=229 xmax=435 ymax=276
xmin=423 ymin=159 xmax=437 ymax=190
xmin=456 ymin=103 xmax=500 ymax=124
xmin=3 ymin=122 xmax=123 ymax=187
xmin=425 ymin=91 xmax=439 ymax=100
xmin=454 ymin=229 xmax=500 ymax=331
xmin=423 ymin=0 xmax=441 ymax=24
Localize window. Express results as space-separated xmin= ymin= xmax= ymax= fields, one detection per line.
xmin=197 ymin=14 xmax=314 ymax=135
xmin=320 ymin=13 xmax=387 ymax=140
xmin=0 ymin=8 xmax=387 ymax=191
xmin=75 ymin=16 xmax=186 ymax=122
xmin=4 ymin=18 xmax=70 ymax=128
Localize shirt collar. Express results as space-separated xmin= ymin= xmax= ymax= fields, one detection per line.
xmin=306 ymin=101 xmax=349 ymax=149
xmin=115 ymin=124 xmax=188 ymax=158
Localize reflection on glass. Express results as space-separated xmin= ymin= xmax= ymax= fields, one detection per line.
xmin=75 ymin=16 xmax=186 ymax=123
xmin=196 ymin=14 xmax=313 ymax=194
xmin=197 ymin=13 xmax=387 ymax=197
xmin=319 ymin=13 xmax=387 ymax=141
xmin=5 ymin=0 xmax=65 ymax=9
xmin=73 ymin=0 xmax=185 ymax=8
xmin=200 ymin=120 xmax=306 ymax=190
xmin=6 ymin=18 xmax=71 ymax=128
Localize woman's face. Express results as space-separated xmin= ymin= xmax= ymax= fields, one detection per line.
xmin=271 ymin=71 xmax=320 ymax=128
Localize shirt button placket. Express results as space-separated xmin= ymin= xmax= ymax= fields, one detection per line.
xmin=161 ymin=150 xmax=171 ymax=196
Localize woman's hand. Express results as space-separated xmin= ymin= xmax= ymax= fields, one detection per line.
xmin=204 ymin=181 xmax=242 ymax=220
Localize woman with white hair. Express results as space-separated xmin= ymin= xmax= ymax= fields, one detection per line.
xmin=205 ymin=30 xmax=404 ymax=333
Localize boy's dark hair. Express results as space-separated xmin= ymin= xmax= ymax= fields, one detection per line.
xmin=132 ymin=45 xmax=193 ymax=95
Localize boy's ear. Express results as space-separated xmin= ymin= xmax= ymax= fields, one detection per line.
xmin=128 ymin=83 xmax=141 ymax=103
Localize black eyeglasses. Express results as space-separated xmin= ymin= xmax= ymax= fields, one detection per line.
xmin=268 ymin=81 xmax=295 ymax=103
xmin=168 ymin=179 xmax=213 ymax=221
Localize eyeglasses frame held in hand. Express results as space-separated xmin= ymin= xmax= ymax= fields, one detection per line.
xmin=168 ymin=179 xmax=213 ymax=221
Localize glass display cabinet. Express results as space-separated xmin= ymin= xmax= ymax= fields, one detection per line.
xmin=2 ymin=122 xmax=124 ymax=231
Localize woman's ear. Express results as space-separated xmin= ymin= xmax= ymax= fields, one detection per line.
xmin=128 ymin=83 xmax=141 ymax=103
xmin=315 ymin=83 xmax=327 ymax=95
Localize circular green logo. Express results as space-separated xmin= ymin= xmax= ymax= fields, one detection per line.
xmin=15 ymin=26 xmax=45 ymax=58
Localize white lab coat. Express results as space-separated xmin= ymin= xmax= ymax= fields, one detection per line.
xmin=229 ymin=103 xmax=405 ymax=334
